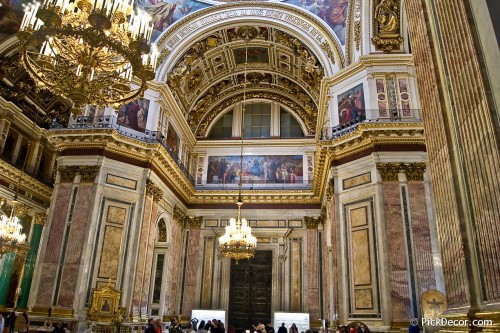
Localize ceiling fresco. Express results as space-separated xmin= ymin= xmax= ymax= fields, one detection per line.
xmin=137 ymin=0 xmax=348 ymax=45
xmin=166 ymin=26 xmax=323 ymax=137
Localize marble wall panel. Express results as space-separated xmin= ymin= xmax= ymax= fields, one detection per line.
xmin=98 ymin=226 xmax=123 ymax=279
xmin=182 ymin=229 xmax=201 ymax=314
xmin=290 ymin=238 xmax=302 ymax=311
xmin=352 ymin=229 xmax=371 ymax=286
xmin=164 ymin=219 xmax=183 ymax=315
xmin=43 ymin=184 xmax=72 ymax=263
xmin=201 ymin=237 xmax=215 ymax=309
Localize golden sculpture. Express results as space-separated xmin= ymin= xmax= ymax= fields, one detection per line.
xmin=372 ymin=0 xmax=403 ymax=52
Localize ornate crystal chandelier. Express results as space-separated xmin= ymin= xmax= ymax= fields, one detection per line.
xmin=0 ymin=200 xmax=27 ymax=256
xmin=18 ymin=0 xmax=158 ymax=113
xmin=218 ymin=45 xmax=257 ymax=264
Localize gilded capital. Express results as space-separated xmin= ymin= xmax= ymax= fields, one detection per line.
xmin=58 ymin=166 xmax=80 ymax=183
xmin=79 ymin=166 xmax=100 ymax=183
xmin=376 ymin=163 xmax=400 ymax=181
xmin=326 ymin=178 xmax=335 ymax=200
xmin=189 ymin=216 xmax=203 ymax=229
xmin=146 ymin=179 xmax=163 ymax=202
xmin=13 ymin=201 xmax=31 ymax=218
xmin=34 ymin=212 xmax=47 ymax=226
xmin=58 ymin=165 xmax=100 ymax=183
xmin=401 ymin=163 xmax=426 ymax=181
xmin=173 ymin=205 xmax=186 ymax=223
xmin=304 ymin=216 xmax=321 ymax=229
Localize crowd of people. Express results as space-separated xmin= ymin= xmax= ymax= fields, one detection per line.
xmin=0 ymin=311 xmax=29 ymax=333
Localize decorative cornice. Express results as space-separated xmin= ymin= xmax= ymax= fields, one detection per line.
xmin=376 ymin=162 xmax=427 ymax=182
xmin=58 ymin=165 xmax=99 ymax=183
xmin=146 ymin=179 xmax=163 ymax=202
xmin=0 ymin=160 xmax=52 ymax=200
xmin=304 ymin=216 xmax=321 ymax=229
xmin=34 ymin=212 xmax=47 ymax=226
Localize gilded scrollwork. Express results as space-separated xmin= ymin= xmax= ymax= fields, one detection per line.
xmin=188 ymin=216 xmax=203 ymax=229
xmin=376 ymin=162 xmax=426 ymax=181
xmin=34 ymin=212 xmax=47 ymax=226
xmin=372 ymin=0 xmax=403 ymax=52
xmin=304 ymin=216 xmax=321 ymax=229
xmin=12 ymin=202 xmax=31 ymax=218
xmin=173 ymin=205 xmax=187 ymax=223
xmin=58 ymin=165 xmax=99 ymax=183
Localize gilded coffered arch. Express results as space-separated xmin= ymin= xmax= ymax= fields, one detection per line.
xmin=154 ymin=3 xmax=345 ymax=138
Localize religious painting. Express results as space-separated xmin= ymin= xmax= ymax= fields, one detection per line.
xmin=100 ymin=298 xmax=113 ymax=312
xmin=284 ymin=0 xmax=349 ymax=45
xmin=337 ymin=83 xmax=366 ymax=125
xmin=0 ymin=0 xmax=24 ymax=43
xmin=166 ymin=123 xmax=180 ymax=159
xmin=117 ymin=98 xmax=150 ymax=133
xmin=206 ymin=155 xmax=303 ymax=184
xmin=233 ymin=47 xmax=269 ymax=64
xmin=140 ymin=0 xmax=210 ymax=41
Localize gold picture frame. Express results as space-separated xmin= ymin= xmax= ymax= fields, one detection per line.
xmin=87 ymin=283 xmax=122 ymax=322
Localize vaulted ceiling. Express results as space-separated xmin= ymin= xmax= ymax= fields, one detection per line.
xmin=166 ymin=25 xmax=325 ymax=137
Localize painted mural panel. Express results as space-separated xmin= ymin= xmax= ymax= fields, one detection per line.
xmin=207 ymin=155 xmax=303 ymax=184
xmin=117 ymin=98 xmax=150 ymax=132
xmin=233 ymin=47 xmax=269 ymax=64
xmin=166 ymin=123 xmax=180 ymax=159
xmin=0 ymin=0 xmax=23 ymax=42
xmin=284 ymin=0 xmax=349 ymax=45
xmin=337 ymin=83 xmax=365 ymax=125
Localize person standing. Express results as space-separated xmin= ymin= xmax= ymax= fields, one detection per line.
xmin=6 ymin=312 xmax=15 ymax=333
xmin=265 ymin=322 xmax=275 ymax=333
xmin=278 ymin=323 xmax=287 ymax=333
xmin=169 ymin=318 xmax=183 ymax=333
xmin=145 ymin=319 xmax=157 ymax=333
xmin=289 ymin=324 xmax=298 ymax=333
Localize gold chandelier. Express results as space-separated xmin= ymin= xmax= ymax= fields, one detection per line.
xmin=218 ymin=44 xmax=257 ymax=264
xmin=0 ymin=200 xmax=27 ymax=256
xmin=18 ymin=0 xmax=158 ymax=113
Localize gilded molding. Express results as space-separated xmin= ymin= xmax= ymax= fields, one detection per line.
xmin=0 ymin=160 xmax=52 ymax=200
xmin=34 ymin=212 xmax=47 ymax=226
xmin=146 ymin=179 xmax=163 ymax=202
xmin=304 ymin=216 xmax=321 ymax=229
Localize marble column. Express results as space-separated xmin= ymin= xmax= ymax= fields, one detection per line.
xmin=0 ymin=119 xmax=11 ymax=154
xmin=377 ymin=164 xmax=412 ymax=324
xmin=131 ymin=179 xmax=162 ymax=318
xmin=180 ymin=216 xmax=202 ymax=316
xmin=325 ymin=179 xmax=339 ymax=324
xmin=0 ymin=253 xmax=16 ymax=307
xmin=16 ymin=212 xmax=46 ymax=309
xmin=304 ymin=215 xmax=321 ymax=320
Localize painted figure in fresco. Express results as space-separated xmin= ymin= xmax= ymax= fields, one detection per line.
xmin=101 ymin=299 xmax=111 ymax=312
xmin=145 ymin=0 xmax=179 ymax=31
xmin=320 ymin=0 xmax=349 ymax=44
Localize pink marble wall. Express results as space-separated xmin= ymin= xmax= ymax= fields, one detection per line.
xmin=306 ymin=229 xmax=320 ymax=319
xmin=382 ymin=183 xmax=411 ymax=321
xmin=181 ymin=228 xmax=201 ymax=316
xmin=408 ymin=183 xmax=436 ymax=296
xmin=35 ymin=183 xmax=72 ymax=306
xmin=57 ymin=185 xmax=94 ymax=307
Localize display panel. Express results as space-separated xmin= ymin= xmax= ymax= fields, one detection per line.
xmin=274 ymin=312 xmax=310 ymax=333
xmin=191 ymin=309 xmax=227 ymax=327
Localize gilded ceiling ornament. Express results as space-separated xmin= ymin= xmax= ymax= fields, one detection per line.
xmin=146 ymin=179 xmax=163 ymax=202
xmin=304 ymin=216 xmax=321 ymax=229
xmin=372 ymin=0 xmax=403 ymax=52
xmin=235 ymin=26 xmax=260 ymax=41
